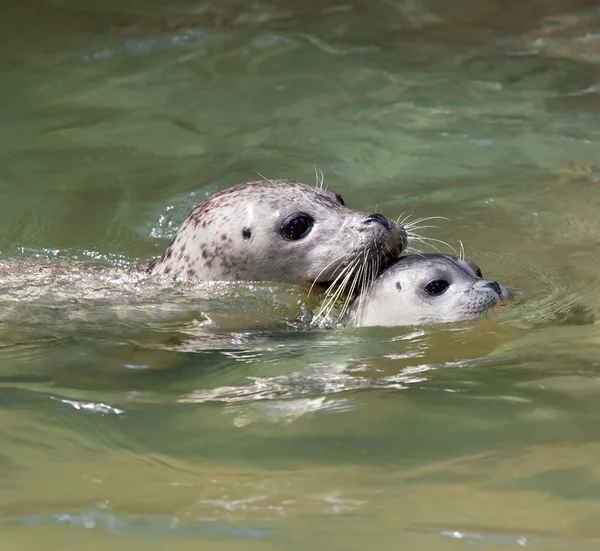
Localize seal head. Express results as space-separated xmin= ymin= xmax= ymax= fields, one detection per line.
xmin=352 ymin=253 xmax=512 ymax=327
xmin=149 ymin=179 xmax=407 ymax=290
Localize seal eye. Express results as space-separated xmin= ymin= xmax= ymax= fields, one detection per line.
xmin=424 ymin=279 xmax=449 ymax=297
xmin=475 ymin=267 xmax=483 ymax=278
xmin=281 ymin=214 xmax=314 ymax=241
xmin=334 ymin=193 xmax=345 ymax=207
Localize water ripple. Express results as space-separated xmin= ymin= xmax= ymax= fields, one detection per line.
xmin=51 ymin=397 xmax=125 ymax=415
xmin=20 ymin=509 xmax=278 ymax=540
xmin=82 ymin=30 xmax=213 ymax=62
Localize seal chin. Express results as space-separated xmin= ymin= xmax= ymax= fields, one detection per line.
xmin=307 ymin=213 xmax=407 ymax=294
xmin=308 ymin=280 xmax=332 ymax=292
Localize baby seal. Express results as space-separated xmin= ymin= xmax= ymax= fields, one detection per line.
xmin=149 ymin=179 xmax=407 ymax=291
xmin=351 ymin=253 xmax=512 ymax=327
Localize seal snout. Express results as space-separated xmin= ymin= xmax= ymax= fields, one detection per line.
xmin=481 ymin=280 xmax=513 ymax=302
xmin=486 ymin=281 xmax=503 ymax=296
xmin=363 ymin=213 xmax=391 ymax=231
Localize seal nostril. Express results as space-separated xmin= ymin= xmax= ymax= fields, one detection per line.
xmin=364 ymin=213 xmax=391 ymax=230
xmin=486 ymin=281 xmax=502 ymax=295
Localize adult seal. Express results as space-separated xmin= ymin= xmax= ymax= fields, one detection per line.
xmin=350 ymin=253 xmax=512 ymax=327
xmin=149 ymin=179 xmax=407 ymax=292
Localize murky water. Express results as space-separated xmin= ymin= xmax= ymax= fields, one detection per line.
xmin=1 ymin=0 xmax=600 ymax=549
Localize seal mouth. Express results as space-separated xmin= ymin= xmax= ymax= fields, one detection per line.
xmin=309 ymin=280 xmax=333 ymax=293
xmin=307 ymin=220 xmax=407 ymax=326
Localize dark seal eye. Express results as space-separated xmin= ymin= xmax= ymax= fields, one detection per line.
xmin=475 ymin=267 xmax=483 ymax=278
xmin=334 ymin=193 xmax=345 ymax=206
xmin=424 ymin=279 xmax=449 ymax=296
xmin=281 ymin=214 xmax=314 ymax=241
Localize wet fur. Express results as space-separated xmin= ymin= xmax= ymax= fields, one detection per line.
xmin=351 ymin=254 xmax=512 ymax=327
xmin=149 ymin=179 xmax=407 ymax=295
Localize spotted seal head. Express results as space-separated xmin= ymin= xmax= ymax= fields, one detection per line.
xmin=149 ymin=179 xmax=407 ymax=291
xmin=351 ymin=253 xmax=513 ymax=327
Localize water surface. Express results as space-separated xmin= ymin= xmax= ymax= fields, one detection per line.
xmin=1 ymin=0 xmax=600 ymax=549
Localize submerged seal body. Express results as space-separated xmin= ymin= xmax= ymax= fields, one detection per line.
xmin=351 ymin=253 xmax=512 ymax=327
xmin=150 ymin=179 xmax=407 ymax=290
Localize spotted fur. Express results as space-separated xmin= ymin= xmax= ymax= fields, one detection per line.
xmin=149 ymin=179 xmax=407 ymax=288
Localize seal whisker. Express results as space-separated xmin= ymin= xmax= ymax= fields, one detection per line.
xmin=327 ymin=261 xmax=361 ymax=321
xmin=342 ymin=250 xmax=372 ymax=320
xmin=314 ymin=256 xmax=357 ymax=302
xmin=406 ymin=232 xmax=457 ymax=256
xmin=330 ymin=256 xmax=361 ymax=305
xmin=306 ymin=252 xmax=354 ymax=300
xmin=338 ymin=261 xmax=362 ymax=321
xmin=313 ymin=284 xmax=343 ymax=326
xmin=404 ymin=230 xmax=426 ymax=250
xmin=404 ymin=216 xmax=450 ymax=229
xmin=360 ymin=249 xmax=370 ymax=296
xmin=407 ymin=237 xmax=444 ymax=254
xmin=356 ymin=253 xmax=372 ymax=322
xmin=396 ymin=212 xmax=416 ymax=226
xmin=313 ymin=257 xmax=361 ymax=326
xmin=256 ymin=172 xmax=274 ymax=184
xmin=351 ymin=259 xmax=369 ymax=312
xmin=407 ymin=215 xmax=450 ymax=224
xmin=417 ymin=236 xmax=457 ymax=254
xmin=364 ymin=246 xmax=380 ymax=291
xmin=405 ymin=231 xmax=428 ymax=245
xmin=405 ymin=247 xmax=428 ymax=258
xmin=405 ymin=233 xmax=437 ymax=252
xmin=367 ymin=250 xmax=378 ymax=293
xmin=403 ymin=224 xmax=443 ymax=232
xmin=313 ymin=167 xmax=325 ymax=190
xmin=352 ymin=254 xmax=369 ymax=323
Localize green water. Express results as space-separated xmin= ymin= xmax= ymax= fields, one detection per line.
xmin=1 ymin=0 xmax=600 ymax=549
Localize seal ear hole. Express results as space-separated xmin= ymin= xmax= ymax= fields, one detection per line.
xmin=281 ymin=214 xmax=314 ymax=241
xmin=424 ymin=279 xmax=449 ymax=297
xmin=242 ymin=227 xmax=252 ymax=241
xmin=334 ymin=193 xmax=346 ymax=207
xmin=395 ymin=281 xmax=402 ymax=292
xmin=475 ymin=267 xmax=483 ymax=278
